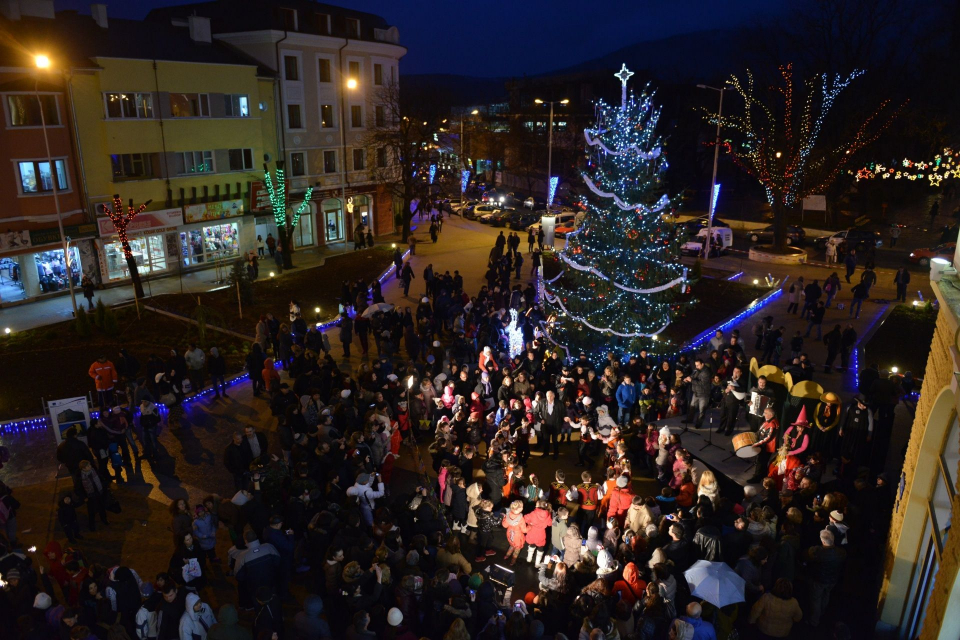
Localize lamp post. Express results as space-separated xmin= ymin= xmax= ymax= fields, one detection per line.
xmin=535 ymin=98 xmax=568 ymax=207
xmin=338 ymin=68 xmax=359 ymax=250
xmin=460 ymin=109 xmax=479 ymax=217
xmin=35 ymin=54 xmax=77 ymax=315
xmin=697 ymin=83 xmax=729 ymax=261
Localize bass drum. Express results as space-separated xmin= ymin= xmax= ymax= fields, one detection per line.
xmin=732 ymin=431 xmax=759 ymax=458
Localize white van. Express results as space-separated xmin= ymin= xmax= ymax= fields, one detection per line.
xmin=682 ymin=227 xmax=734 ymax=257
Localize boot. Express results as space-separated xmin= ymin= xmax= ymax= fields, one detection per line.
xmin=509 ymin=550 xmax=518 ymax=566
xmin=526 ymin=546 xmax=536 ymax=564
xmin=535 ymin=550 xmax=544 ymax=566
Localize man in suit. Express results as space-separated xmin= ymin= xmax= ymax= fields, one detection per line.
xmin=538 ymin=389 xmax=564 ymax=460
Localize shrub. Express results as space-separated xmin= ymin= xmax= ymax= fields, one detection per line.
xmin=94 ymin=299 xmax=107 ymax=328
xmin=102 ymin=307 xmax=120 ymax=336
xmin=74 ymin=308 xmax=91 ymax=338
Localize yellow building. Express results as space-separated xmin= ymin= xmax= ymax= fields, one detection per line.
xmin=5 ymin=3 xmax=279 ymax=286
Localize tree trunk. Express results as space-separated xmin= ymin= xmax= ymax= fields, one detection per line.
xmin=773 ymin=198 xmax=788 ymax=251
xmin=123 ymin=242 xmax=145 ymax=300
xmin=283 ymin=223 xmax=296 ymax=268
xmin=401 ymin=211 xmax=412 ymax=243
xmin=277 ymin=225 xmax=293 ymax=269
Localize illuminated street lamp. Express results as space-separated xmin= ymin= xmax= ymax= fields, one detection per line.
xmin=534 ymin=99 xmax=569 ymax=206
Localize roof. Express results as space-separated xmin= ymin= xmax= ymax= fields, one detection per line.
xmin=147 ymin=0 xmax=398 ymax=43
xmin=0 ymin=11 xmax=275 ymax=76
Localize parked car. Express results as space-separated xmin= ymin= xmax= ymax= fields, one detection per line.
xmin=748 ymin=225 xmax=806 ymax=245
xmin=682 ymin=215 xmax=730 ymax=234
xmin=489 ymin=208 xmax=518 ymax=227
xmin=523 ymin=196 xmax=547 ymax=210
xmin=910 ymin=243 xmax=956 ymax=266
xmin=814 ymin=228 xmax=883 ymax=250
xmin=472 ymin=204 xmax=501 ymax=221
xmin=505 ymin=210 xmax=539 ymax=230
xmin=480 ymin=208 xmax=511 ymax=224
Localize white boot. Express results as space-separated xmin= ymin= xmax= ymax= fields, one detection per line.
xmin=526 ymin=546 xmax=536 ymax=563
xmin=535 ymin=550 xmax=544 ymax=566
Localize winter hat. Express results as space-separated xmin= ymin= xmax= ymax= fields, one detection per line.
xmin=112 ymin=406 xmax=122 ymax=415
xmin=421 ymin=297 xmax=429 ymax=304
xmin=616 ymin=475 xmax=629 ymax=488
xmin=596 ymin=549 xmax=619 ymax=575
xmin=387 ymin=608 xmax=403 ymax=627
xmin=830 ymin=510 xmax=844 ymax=522
xmin=427 ymin=355 xmax=436 ymax=364
xmin=342 ymin=561 xmax=364 ymax=583
xmin=645 ymin=523 xmax=659 ymax=538
xmin=582 ymin=396 xmax=593 ymax=406
xmin=406 ymin=550 xmax=420 ymax=566
xmin=33 ymin=593 xmax=52 ymax=610
xmin=357 ymin=473 xmax=371 ymax=485
xmin=523 ymin=591 xmax=537 ymax=606
xmin=341 ymin=389 xmax=352 ymax=398
xmin=433 ymin=341 xmax=441 ymax=348
xmin=140 ymin=582 xmax=154 ymax=598
xmin=5 ymin=568 xmax=20 ymax=580
xmin=467 ymin=573 xmax=483 ymax=590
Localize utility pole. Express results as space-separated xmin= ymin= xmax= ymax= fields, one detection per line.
xmin=698 ymin=83 xmax=728 ymax=261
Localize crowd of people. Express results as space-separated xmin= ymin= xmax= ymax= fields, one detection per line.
xmin=0 ymin=220 xmax=906 ymax=640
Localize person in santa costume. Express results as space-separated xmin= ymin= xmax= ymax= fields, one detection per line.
xmin=769 ymin=405 xmax=811 ymax=489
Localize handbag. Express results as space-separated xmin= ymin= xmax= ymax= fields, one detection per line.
xmin=182 ymin=557 xmax=202 ymax=583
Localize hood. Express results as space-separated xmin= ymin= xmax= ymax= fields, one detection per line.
xmin=504 ymin=512 xmax=523 ymax=526
xmin=218 ymin=604 xmax=238 ymax=625
xmin=587 ymin=526 xmax=599 ymax=541
xmin=477 ymin=580 xmax=496 ymax=602
xmin=185 ymin=593 xmax=201 ymax=620
xmin=45 ymin=540 xmax=63 ymax=561
xmin=527 ymin=509 xmax=552 ymax=527
xmin=623 ymin=562 xmax=643 ymax=588
xmin=303 ymin=594 xmax=324 ymax=617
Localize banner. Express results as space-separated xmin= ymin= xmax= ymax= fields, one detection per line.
xmin=0 ymin=230 xmax=31 ymax=251
xmin=97 ymin=208 xmax=183 ymax=237
xmin=28 ymin=223 xmax=98 ymax=246
xmin=250 ymin=181 xmax=271 ymax=212
xmin=184 ymin=199 xmax=245 ymax=224
xmin=49 ymin=396 xmax=91 ymax=444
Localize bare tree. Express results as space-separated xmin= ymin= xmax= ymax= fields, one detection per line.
xmin=364 ymin=81 xmax=442 ymax=242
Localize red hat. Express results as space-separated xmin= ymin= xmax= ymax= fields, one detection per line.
xmin=791 ymin=405 xmax=810 ymax=426
xmin=469 ymin=411 xmax=481 ymax=421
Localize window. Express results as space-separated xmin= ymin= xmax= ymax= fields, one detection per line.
xmin=7 ymin=95 xmax=59 ymax=126
xmin=375 ymin=105 xmax=385 ymax=127
xmin=169 ymin=93 xmax=210 ymax=118
xmin=315 ymin=13 xmax=330 ymax=35
xmin=376 ymin=146 xmax=387 ymax=168
xmin=110 ymin=153 xmax=153 ymax=180
xmin=280 ymin=7 xmax=297 ymax=31
xmin=284 ymin=55 xmax=299 ymax=81
xmin=104 ymin=92 xmax=153 ymax=119
xmin=323 ymin=150 xmax=336 ymax=173
xmin=17 ymin=159 xmax=68 ymax=193
xmin=345 ymin=18 xmax=360 ymax=38
xmin=348 ymin=61 xmax=361 ymax=82
xmin=228 ymin=148 xmax=254 ymax=171
xmin=178 ymin=150 xmax=213 ymax=174
xmin=224 ymin=94 xmax=250 ymax=117
xmin=290 ymin=152 xmax=305 ymax=176
xmin=374 ymin=63 xmax=383 ymax=86
xmin=320 ymin=104 xmax=334 ymax=128
xmin=353 ymin=148 xmax=365 ymax=171
xmin=350 ymin=105 xmax=362 ymax=128
xmin=318 ymin=58 xmax=331 ymax=82
xmin=287 ymin=104 xmax=303 ymax=129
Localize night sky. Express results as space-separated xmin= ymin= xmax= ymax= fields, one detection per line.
xmin=55 ymin=0 xmax=788 ymax=76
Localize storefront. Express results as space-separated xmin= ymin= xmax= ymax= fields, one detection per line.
xmin=0 ymin=225 xmax=98 ymax=303
xmin=95 ymin=209 xmax=182 ymax=282
xmin=253 ymin=204 xmax=317 ymax=252
xmin=348 ymin=195 xmax=373 ymax=235
xmin=181 ymin=200 xmax=245 ymax=265
xmin=321 ymin=197 xmax=344 ymax=243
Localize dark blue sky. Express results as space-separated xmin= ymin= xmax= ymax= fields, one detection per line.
xmin=57 ymin=0 xmax=788 ymax=76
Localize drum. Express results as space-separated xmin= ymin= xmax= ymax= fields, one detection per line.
xmin=732 ymin=432 xmax=759 ymax=458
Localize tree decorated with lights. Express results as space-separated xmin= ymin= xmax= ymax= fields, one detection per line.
xmin=264 ymin=162 xmax=313 ymax=269
xmin=101 ymin=194 xmax=151 ymax=300
xmin=543 ymin=64 xmax=689 ymax=357
xmin=707 ymin=64 xmax=902 ymax=249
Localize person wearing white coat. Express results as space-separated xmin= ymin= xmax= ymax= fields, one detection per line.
xmin=179 ymin=593 xmax=216 ymax=640
xmin=346 ymin=473 xmax=385 ymax=526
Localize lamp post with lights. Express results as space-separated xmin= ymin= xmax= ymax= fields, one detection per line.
xmin=534 ymin=98 xmax=568 ymax=207
xmin=460 ymin=109 xmax=479 ymax=217
xmin=35 ymin=54 xmax=77 ymax=315
xmin=697 ymin=83 xmax=729 ymax=261
xmin=338 ymin=73 xmax=359 ymax=249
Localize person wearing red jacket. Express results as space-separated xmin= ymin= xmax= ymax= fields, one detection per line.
xmin=612 ymin=561 xmax=647 ymax=607
xmin=606 ymin=474 xmax=635 ymax=527
xmin=88 ymin=355 xmax=118 ymax=409
xmin=523 ymin=500 xmax=553 ymax=566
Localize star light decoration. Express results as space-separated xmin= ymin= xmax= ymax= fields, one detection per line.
xmin=850 ymin=148 xmax=960 ymax=186
xmin=705 ymin=64 xmax=904 ymax=214
xmin=264 ymin=165 xmax=313 ymax=235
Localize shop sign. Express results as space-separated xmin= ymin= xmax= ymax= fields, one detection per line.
xmin=0 ymin=230 xmax=31 ymax=251
xmin=97 ymin=208 xmax=184 ymax=237
xmin=49 ymin=396 xmax=91 ymax=444
xmin=184 ymin=199 xmax=245 ymax=223
xmin=250 ymin=181 xmax=272 ymax=212
xmin=29 ymin=223 xmax=98 ymax=246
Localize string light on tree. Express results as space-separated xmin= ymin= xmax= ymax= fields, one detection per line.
xmin=101 ymin=194 xmax=151 ymax=299
xmin=543 ymin=64 xmax=691 ymax=357
xmin=264 ymin=164 xmax=313 ymax=269
xmin=850 ymin=148 xmax=960 ymax=186
xmin=506 ymin=309 xmax=524 ymax=358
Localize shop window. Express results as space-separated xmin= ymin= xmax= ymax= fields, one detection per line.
xmin=318 ymin=58 xmax=331 ymax=83
xmin=322 ymin=198 xmax=343 ymax=242
xmin=180 ymin=223 xmax=240 ymax=265
xmin=348 ymin=60 xmax=361 ymax=82
xmin=111 ymin=153 xmax=154 ymax=180
xmin=350 ymin=105 xmax=362 ymax=128
xmin=320 ymin=104 xmax=334 ymax=128
xmin=323 ymin=150 xmax=337 ymax=173
xmin=353 ymin=148 xmax=365 ymax=171
xmin=169 ymin=93 xmax=210 ymax=118
xmin=103 ymin=234 xmax=168 ymax=280
xmin=228 ymin=148 xmax=254 ymax=171
xmin=290 ymin=152 xmax=305 ymax=176
xmin=177 ymin=150 xmax=213 ymax=175
xmin=376 ymin=146 xmax=387 ymax=168
xmin=293 ymin=212 xmax=314 ymax=248
xmin=287 ymin=104 xmax=303 ymax=129
xmin=104 ymin=92 xmax=153 ymax=119
xmin=224 ymin=94 xmax=249 ymax=117
xmin=346 ymin=18 xmax=360 ymax=39
xmin=374 ymin=63 xmax=383 ymax=86
xmin=284 ymin=56 xmax=299 ymax=81
xmin=33 ymin=247 xmax=80 ymax=292
xmin=7 ymin=94 xmax=59 ymax=126
xmin=375 ymin=105 xmax=385 ymax=127
xmin=17 ymin=159 xmax=68 ymax=193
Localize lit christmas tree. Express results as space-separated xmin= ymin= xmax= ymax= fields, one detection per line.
xmin=543 ymin=64 xmax=689 ymax=357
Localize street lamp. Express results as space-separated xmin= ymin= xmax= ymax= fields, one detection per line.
xmin=35 ymin=54 xmax=78 ymax=315
xmin=338 ymin=72 xmax=358 ymax=249
xmin=535 ymin=99 xmax=569 ymax=207
xmin=697 ymin=83 xmax=729 ymax=261
xmin=459 ymin=109 xmax=480 ymax=217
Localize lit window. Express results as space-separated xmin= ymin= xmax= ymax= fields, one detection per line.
xmin=7 ymin=94 xmax=59 ymax=126
xmin=178 ymin=151 xmax=214 ymax=174
xmin=320 ymin=104 xmax=334 ymax=128
xmin=17 ymin=159 xmax=68 ymax=192
xmin=104 ymin=92 xmax=153 ymax=119
xmin=169 ymin=93 xmax=210 ymax=118
xmin=224 ymin=94 xmax=249 ymax=117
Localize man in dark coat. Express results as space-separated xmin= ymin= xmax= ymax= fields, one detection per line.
xmin=56 ymin=428 xmax=94 ymax=495
xmin=839 ymin=394 xmax=872 ymax=481
xmin=537 ymin=389 xmax=564 ymax=460
xmin=823 ymin=324 xmax=843 ymax=373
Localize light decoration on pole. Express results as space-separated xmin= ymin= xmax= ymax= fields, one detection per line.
xmin=709 ymin=183 xmax=722 ymax=218
xmin=542 ymin=64 xmax=691 ymax=357
xmin=705 ymin=63 xmax=903 ymax=247
xmin=461 ymin=169 xmax=471 ymax=193
xmin=429 ymin=164 xmax=437 ymax=185
xmin=506 ymin=309 xmax=524 ymax=358
xmin=850 ymin=148 xmax=960 ymax=186
xmin=547 ymin=176 xmax=559 ymax=206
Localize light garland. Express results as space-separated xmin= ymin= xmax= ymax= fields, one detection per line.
xmin=264 ymin=165 xmax=313 ymax=238
xmin=506 ymin=309 xmax=524 ymax=357
xmin=581 ymin=175 xmax=671 ymax=212
xmin=555 ymin=253 xmax=687 ymax=294
xmin=429 ymin=164 xmax=437 ymax=185
xmin=584 ymin=129 xmax=661 ymax=159
xmin=544 ymin=290 xmax=670 ymax=337
xmin=101 ymin=195 xmax=148 ymax=259
xmin=850 ymin=148 xmax=960 ymax=186
xmin=548 ymin=176 xmax=559 ymax=206
xmin=460 ymin=169 xmax=471 ymax=193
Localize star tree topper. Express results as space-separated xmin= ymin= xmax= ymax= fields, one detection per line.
xmin=614 ymin=63 xmax=634 ymax=107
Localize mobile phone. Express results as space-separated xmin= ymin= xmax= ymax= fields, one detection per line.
xmin=515 ymin=602 xmax=522 ymax=609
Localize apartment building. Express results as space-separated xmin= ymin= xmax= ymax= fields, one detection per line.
xmin=148 ymin=0 xmax=406 ymax=246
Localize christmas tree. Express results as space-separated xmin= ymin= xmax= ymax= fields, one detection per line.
xmin=543 ymin=64 xmax=690 ymax=357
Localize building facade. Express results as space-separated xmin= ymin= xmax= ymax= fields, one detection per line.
xmin=149 ymin=0 xmax=406 ymax=245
